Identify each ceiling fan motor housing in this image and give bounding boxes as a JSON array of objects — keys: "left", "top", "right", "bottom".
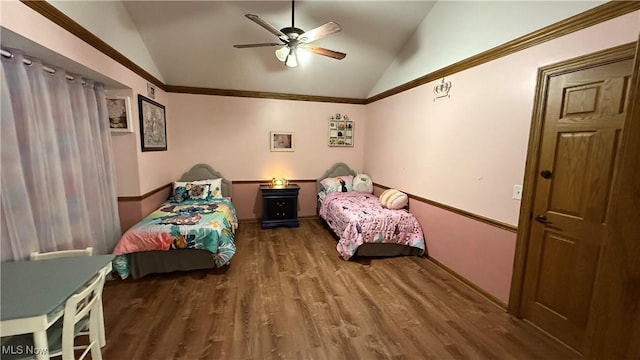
[{"left": 280, "top": 27, "right": 305, "bottom": 41}]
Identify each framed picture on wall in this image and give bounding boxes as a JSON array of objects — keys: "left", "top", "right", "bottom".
[
  {"left": 270, "top": 131, "right": 294, "bottom": 152},
  {"left": 147, "top": 82, "right": 156, "bottom": 99},
  {"left": 106, "top": 96, "right": 133, "bottom": 133},
  {"left": 138, "top": 95, "right": 167, "bottom": 152},
  {"left": 328, "top": 115, "right": 353, "bottom": 147}
]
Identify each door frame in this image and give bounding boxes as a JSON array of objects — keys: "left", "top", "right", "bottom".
[{"left": 507, "top": 42, "right": 637, "bottom": 316}]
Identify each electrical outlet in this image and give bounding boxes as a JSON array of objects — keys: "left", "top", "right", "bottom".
[{"left": 513, "top": 185, "right": 523, "bottom": 200}]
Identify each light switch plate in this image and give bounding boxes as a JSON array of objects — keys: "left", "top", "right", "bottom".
[{"left": 513, "top": 185, "right": 523, "bottom": 200}]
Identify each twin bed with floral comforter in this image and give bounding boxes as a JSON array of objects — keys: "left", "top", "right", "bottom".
[
  {"left": 320, "top": 192, "right": 424, "bottom": 259},
  {"left": 317, "top": 163, "right": 425, "bottom": 259},
  {"left": 113, "top": 198, "right": 237, "bottom": 279},
  {"left": 112, "top": 164, "right": 237, "bottom": 279}
]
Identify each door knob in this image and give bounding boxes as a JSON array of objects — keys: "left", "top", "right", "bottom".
[
  {"left": 540, "top": 170, "right": 552, "bottom": 179},
  {"left": 534, "top": 214, "right": 563, "bottom": 230},
  {"left": 535, "top": 215, "right": 552, "bottom": 224}
]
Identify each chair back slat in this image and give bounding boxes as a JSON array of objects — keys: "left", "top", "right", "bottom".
[{"left": 30, "top": 247, "right": 93, "bottom": 260}]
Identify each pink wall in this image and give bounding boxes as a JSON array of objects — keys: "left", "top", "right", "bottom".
[
  {"left": 231, "top": 182, "right": 318, "bottom": 220},
  {"left": 160, "top": 92, "right": 366, "bottom": 222},
  {"left": 165, "top": 93, "right": 365, "bottom": 181},
  {"left": 117, "top": 201, "right": 143, "bottom": 233},
  {"left": 365, "top": 12, "right": 639, "bottom": 226},
  {"left": 365, "top": 13, "right": 639, "bottom": 303},
  {"left": 410, "top": 200, "right": 516, "bottom": 304},
  {"left": 118, "top": 186, "right": 172, "bottom": 232},
  {"left": 372, "top": 185, "right": 515, "bottom": 304}
]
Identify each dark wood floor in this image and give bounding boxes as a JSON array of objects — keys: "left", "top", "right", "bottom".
[{"left": 102, "top": 218, "right": 577, "bottom": 360}]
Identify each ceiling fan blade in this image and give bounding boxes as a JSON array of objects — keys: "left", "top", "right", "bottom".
[
  {"left": 234, "top": 43, "right": 282, "bottom": 48},
  {"left": 299, "top": 22, "right": 341, "bottom": 43},
  {"left": 301, "top": 44, "right": 346, "bottom": 60},
  {"left": 245, "top": 14, "right": 287, "bottom": 38}
]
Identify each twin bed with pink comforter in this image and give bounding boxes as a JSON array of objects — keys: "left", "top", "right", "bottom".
[{"left": 317, "top": 163, "right": 425, "bottom": 259}]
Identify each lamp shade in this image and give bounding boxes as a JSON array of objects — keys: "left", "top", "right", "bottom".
[
  {"left": 285, "top": 52, "right": 298, "bottom": 67},
  {"left": 275, "top": 46, "right": 298, "bottom": 67},
  {"left": 275, "top": 46, "right": 288, "bottom": 62}
]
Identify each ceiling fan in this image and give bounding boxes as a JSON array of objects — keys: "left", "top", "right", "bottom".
[{"left": 233, "top": 0, "right": 346, "bottom": 68}]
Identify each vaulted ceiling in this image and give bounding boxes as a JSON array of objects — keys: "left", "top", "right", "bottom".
[
  {"left": 120, "top": 1, "right": 436, "bottom": 99},
  {"left": 3, "top": 1, "right": 614, "bottom": 100}
]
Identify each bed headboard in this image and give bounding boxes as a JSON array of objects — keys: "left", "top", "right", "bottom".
[
  {"left": 178, "top": 164, "right": 232, "bottom": 197},
  {"left": 316, "top": 162, "right": 357, "bottom": 194}
]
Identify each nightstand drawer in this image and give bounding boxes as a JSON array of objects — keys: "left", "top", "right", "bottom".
[
  {"left": 259, "top": 184, "right": 300, "bottom": 229},
  {"left": 265, "top": 198, "right": 296, "bottom": 220}
]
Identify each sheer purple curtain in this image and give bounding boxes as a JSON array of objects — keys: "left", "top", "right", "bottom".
[{"left": 1, "top": 50, "right": 121, "bottom": 261}]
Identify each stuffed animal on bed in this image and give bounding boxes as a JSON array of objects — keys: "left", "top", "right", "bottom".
[{"left": 352, "top": 174, "right": 373, "bottom": 193}]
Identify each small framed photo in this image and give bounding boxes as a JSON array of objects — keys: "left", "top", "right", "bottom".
[
  {"left": 106, "top": 96, "right": 132, "bottom": 133},
  {"left": 270, "top": 131, "right": 294, "bottom": 152},
  {"left": 329, "top": 121, "right": 337, "bottom": 129},
  {"left": 147, "top": 83, "right": 156, "bottom": 99},
  {"left": 138, "top": 95, "right": 167, "bottom": 152}
]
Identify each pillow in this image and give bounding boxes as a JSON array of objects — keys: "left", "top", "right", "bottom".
[
  {"left": 352, "top": 174, "right": 373, "bottom": 193},
  {"left": 320, "top": 175, "right": 353, "bottom": 193},
  {"left": 192, "top": 178, "right": 223, "bottom": 198},
  {"left": 379, "top": 189, "right": 408, "bottom": 210},
  {"left": 170, "top": 182, "right": 210, "bottom": 202}
]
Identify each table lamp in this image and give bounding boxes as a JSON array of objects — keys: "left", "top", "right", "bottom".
[{"left": 271, "top": 177, "right": 288, "bottom": 188}]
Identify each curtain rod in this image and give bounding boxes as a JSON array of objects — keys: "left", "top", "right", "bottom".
[{"left": 1, "top": 48, "right": 77, "bottom": 81}]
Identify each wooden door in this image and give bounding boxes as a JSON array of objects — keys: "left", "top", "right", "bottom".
[{"left": 520, "top": 56, "right": 633, "bottom": 353}]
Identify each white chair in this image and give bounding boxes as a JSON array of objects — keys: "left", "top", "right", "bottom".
[
  {"left": 29, "top": 247, "right": 108, "bottom": 348},
  {"left": 2, "top": 271, "right": 106, "bottom": 360}
]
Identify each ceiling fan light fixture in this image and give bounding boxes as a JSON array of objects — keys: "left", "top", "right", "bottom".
[
  {"left": 275, "top": 46, "right": 289, "bottom": 62},
  {"left": 284, "top": 49, "right": 298, "bottom": 68}
]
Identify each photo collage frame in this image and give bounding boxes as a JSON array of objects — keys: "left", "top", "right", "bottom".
[{"left": 328, "top": 113, "right": 353, "bottom": 147}]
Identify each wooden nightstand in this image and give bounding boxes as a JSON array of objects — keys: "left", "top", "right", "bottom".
[{"left": 259, "top": 184, "right": 300, "bottom": 229}]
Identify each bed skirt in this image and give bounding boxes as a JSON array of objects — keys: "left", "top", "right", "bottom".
[
  {"left": 320, "top": 217, "right": 424, "bottom": 258},
  {"left": 128, "top": 249, "right": 218, "bottom": 279},
  {"left": 354, "top": 242, "right": 423, "bottom": 257}
]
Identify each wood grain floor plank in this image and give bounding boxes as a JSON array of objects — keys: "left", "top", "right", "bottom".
[{"left": 101, "top": 218, "right": 577, "bottom": 360}]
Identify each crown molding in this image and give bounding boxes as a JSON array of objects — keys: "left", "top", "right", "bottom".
[
  {"left": 20, "top": 0, "right": 166, "bottom": 90},
  {"left": 366, "top": 1, "right": 640, "bottom": 103},
  {"left": 165, "top": 86, "right": 366, "bottom": 104},
  {"left": 21, "top": 1, "right": 638, "bottom": 103}
]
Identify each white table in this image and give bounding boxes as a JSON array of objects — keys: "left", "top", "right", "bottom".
[{"left": 0, "top": 255, "right": 114, "bottom": 360}]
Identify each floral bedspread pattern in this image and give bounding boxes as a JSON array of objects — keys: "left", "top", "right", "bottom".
[
  {"left": 319, "top": 192, "right": 425, "bottom": 260},
  {"left": 112, "top": 198, "right": 238, "bottom": 279}
]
